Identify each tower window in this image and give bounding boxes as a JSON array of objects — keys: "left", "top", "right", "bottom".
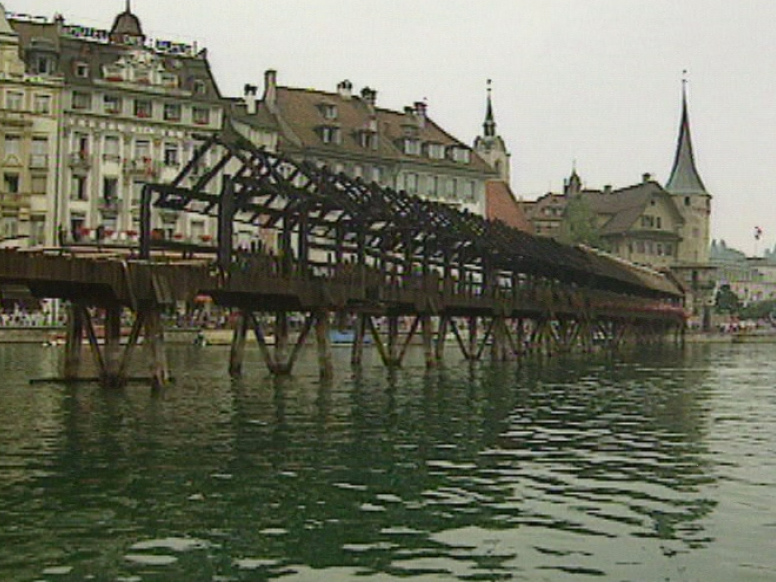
[{"left": 684, "top": 196, "right": 691, "bottom": 206}]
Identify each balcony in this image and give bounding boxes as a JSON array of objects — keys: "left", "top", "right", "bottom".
[
  {"left": 68, "top": 151, "right": 92, "bottom": 172},
  {"left": 0, "top": 109, "right": 32, "bottom": 128},
  {"left": 98, "top": 197, "right": 120, "bottom": 216},
  {"left": 123, "top": 157, "right": 159, "bottom": 178},
  {"left": 0, "top": 191, "right": 31, "bottom": 210}
]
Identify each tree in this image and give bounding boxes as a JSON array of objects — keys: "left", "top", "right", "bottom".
[
  {"left": 714, "top": 284, "right": 741, "bottom": 314},
  {"left": 558, "top": 196, "right": 603, "bottom": 248}
]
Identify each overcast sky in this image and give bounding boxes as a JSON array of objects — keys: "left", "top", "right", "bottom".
[{"left": 11, "top": 0, "right": 776, "bottom": 255}]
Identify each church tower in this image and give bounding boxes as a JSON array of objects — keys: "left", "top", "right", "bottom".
[
  {"left": 665, "top": 78, "right": 711, "bottom": 264},
  {"left": 474, "top": 80, "right": 511, "bottom": 184}
]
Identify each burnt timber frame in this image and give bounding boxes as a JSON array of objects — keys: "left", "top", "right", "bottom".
[
  {"left": 136, "top": 131, "right": 685, "bottom": 377},
  {"left": 0, "top": 132, "right": 685, "bottom": 388}
]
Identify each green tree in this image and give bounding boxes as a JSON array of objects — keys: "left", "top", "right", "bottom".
[
  {"left": 558, "top": 196, "right": 603, "bottom": 248},
  {"left": 714, "top": 284, "right": 742, "bottom": 314}
]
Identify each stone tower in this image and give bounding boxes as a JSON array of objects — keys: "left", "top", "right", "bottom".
[
  {"left": 665, "top": 80, "right": 711, "bottom": 264},
  {"left": 473, "top": 80, "right": 511, "bottom": 184}
]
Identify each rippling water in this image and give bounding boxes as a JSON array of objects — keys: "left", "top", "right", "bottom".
[{"left": 1, "top": 342, "right": 775, "bottom": 581}]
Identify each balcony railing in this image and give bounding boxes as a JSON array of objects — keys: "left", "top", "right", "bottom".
[{"left": 68, "top": 152, "right": 92, "bottom": 170}]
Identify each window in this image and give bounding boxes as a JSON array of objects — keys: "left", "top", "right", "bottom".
[
  {"left": 72, "top": 91, "right": 91, "bottom": 110},
  {"left": 75, "top": 62, "right": 89, "bottom": 78},
  {"left": 372, "top": 166, "right": 382, "bottom": 184},
  {"left": 74, "top": 133, "right": 89, "bottom": 156},
  {"left": 71, "top": 175, "right": 88, "bottom": 201},
  {"left": 462, "top": 180, "right": 475, "bottom": 202},
  {"left": 134, "top": 139, "right": 151, "bottom": 160},
  {"left": 684, "top": 196, "right": 691, "bottom": 206},
  {"left": 427, "top": 143, "right": 445, "bottom": 159},
  {"left": 163, "top": 102, "right": 181, "bottom": 121},
  {"left": 427, "top": 175, "right": 439, "bottom": 196},
  {"left": 445, "top": 177, "right": 457, "bottom": 199},
  {"left": 4, "top": 134, "right": 21, "bottom": 157},
  {"left": 31, "top": 175, "right": 47, "bottom": 195},
  {"left": 102, "top": 177, "right": 119, "bottom": 207},
  {"left": 103, "top": 135, "right": 120, "bottom": 159},
  {"left": 192, "top": 106, "right": 210, "bottom": 125},
  {"left": 6, "top": 91, "right": 23, "bottom": 111},
  {"left": 35, "top": 55, "right": 54, "bottom": 75},
  {"left": 193, "top": 80, "right": 207, "bottom": 95},
  {"left": 321, "top": 103, "right": 337, "bottom": 120},
  {"left": 30, "top": 217, "right": 46, "bottom": 246},
  {"left": 2, "top": 216, "right": 17, "bottom": 239},
  {"left": 404, "top": 173, "right": 418, "bottom": 194},
  {"left": 656, "top": 216, "right": 662, "bottom": 229},
  {"left": 33, "top": 94, "right": 51, "bottom": 114},
  {"left": 160, "top": 73, "right": 178, "bottom": 88},
  {"left": 353, "top": 164, "right": 363, "bottom": 179},
  {"left": 163, "top": 142, "right": 179, "bottom": 166},
  {"left": 103, "top": 94, "right": 122, "bottom": 114},
  {"left": 131, "top": 180, "right": 144, "bottom": 205},
  {"left": 3, "top": 173, "right": 20, "bottom": 193},
  {"left": 450, "top": 147, "right": 470, "bottom": 163},
  {"left": 403, "top": 138, "right": 421, "bottom": 155},
  {"left": 320, "top": 126, "right": 341, "bottom": 144},
  {"left": 30, "top": 137, "right": 48, "bottom": 168},
  {"left": 134, "top": 99, "right": 152, "bottom": 118},
  {"left": 359, "top": 131, "right": 377, "bottom": 149}
]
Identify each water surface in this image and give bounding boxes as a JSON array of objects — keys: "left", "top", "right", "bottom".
[{"left": 1, "top": 343, "right": 774, "bottom": 581}]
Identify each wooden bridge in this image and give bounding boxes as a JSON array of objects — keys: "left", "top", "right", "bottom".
[{"left": 0, "top": 132, "right": 686, "bottom": 387}]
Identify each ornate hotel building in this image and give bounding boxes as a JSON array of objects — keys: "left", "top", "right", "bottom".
[{"left": 3, "top": 3, "right": 224, "bottom": 247}]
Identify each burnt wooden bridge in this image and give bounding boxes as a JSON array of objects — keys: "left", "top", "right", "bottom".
[{"left": 0, "top": 132, "right": 686, "bottom": 387}]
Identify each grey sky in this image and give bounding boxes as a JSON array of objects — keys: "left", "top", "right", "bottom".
[{"left": 12, "top": 0, "right": 775, "bottom": 254}]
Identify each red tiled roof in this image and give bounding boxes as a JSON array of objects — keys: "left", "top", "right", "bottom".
[{"left": 486, "top": 180, "right": 534, "bottom": 234}]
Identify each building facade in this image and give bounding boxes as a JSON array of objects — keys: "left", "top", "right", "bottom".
[
  {"left": 237, "top": 70, "right": 497, "bottom": 216},
  {"left": 0, "top": 4, "right": 61, "bottom": 247},
  {"left": 8, "top": 4, "right": 224, "bottom": 247}
]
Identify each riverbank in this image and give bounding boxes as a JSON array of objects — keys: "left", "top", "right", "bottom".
[{"left": 1, "top": 327, "right": 769, "bottom": 345}]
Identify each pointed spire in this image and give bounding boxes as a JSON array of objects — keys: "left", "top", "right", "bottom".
[
  {"left": 483, "top": 79, "right": 496, "bottom": 138},
  {"left": 666, "top": 72, "right": 707, "bottom": 194}
]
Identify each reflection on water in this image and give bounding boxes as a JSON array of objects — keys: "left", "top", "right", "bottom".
[{"left": 1, "top": 343, "right": 775, "bottom": 580}]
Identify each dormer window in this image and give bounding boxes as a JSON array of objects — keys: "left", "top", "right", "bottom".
[
  {"left": 427, "top": 143, "right": 445, "bottom": 160},
  {"left": 403, "top": 138, "right": 421, "bottom": 155},
  {"left": 320, "top": 126, "right": 341, "bottom": 145},
  {"left": 193, "top": 80, "right": 207, "bottom": 95},
  {"left": 449, "top": 146, "right": 470, "bottom": 163},
  {"left": 359, "top": 131, "right": 378, "bottom": 150},
  {"left": 321, "top": 103, "right": 337, "bottom": 120}
]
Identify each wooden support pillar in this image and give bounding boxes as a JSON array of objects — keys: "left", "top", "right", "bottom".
[
  {"left": 142, "top": 305, "right": 170, "bottom": 389},
  {"left": 387, "top": 315, "right": 400, "bottom": 366},
  {"left": 435, "top": 316, "right": 449, "bottom": 362},
  {"left": 229, "top": 310, "right": 249, "bottom": 379},
  {"left": 315, "top": 310, "right": 333, "bottom": 379},
  {"left": 351, "top": 313, "right": 367, "bottom": 366},
  {"left": 102, "top": 305, "right": 124, "bottom": 388},
  {"left": 421, "top": 315, "right": 436, "bottom": 368},
  {"left": 467, "top": 316, "right": 478, "bottom": 361},
  {"left": 63, "top": 302, "right": 84, "bottom": 380},
  {"left": 491, "top": 316, "right": 505, "bottom": 361},
  {"left": 275, "top": 311, "right": 290, "bottom": 369}
]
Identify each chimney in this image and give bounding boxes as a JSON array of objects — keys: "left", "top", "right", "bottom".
[
  {"left": 337, "top": 79, "right": 353, "bottom": 99},
  {"left": 244, "top": 83, "right": 258, "bottom": 115},
  {"left": 263, "top": 69, "right": 277, "bottom": 113},
  {"left": 414, "top": 100, "right": 427, "bottom": 127},
  {"left": 642, "top": 172, "right": 652, "bottom": 183},
  {"left": 603, "top": 184, "right": 612, "bottom": 195},
  {"left": 361, "top": 86, "right": 377, "bottom": 108}
]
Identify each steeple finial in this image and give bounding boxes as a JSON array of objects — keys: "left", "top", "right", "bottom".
[{"left": 483, "top": 78, "right": 496, "bottom": 138}]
